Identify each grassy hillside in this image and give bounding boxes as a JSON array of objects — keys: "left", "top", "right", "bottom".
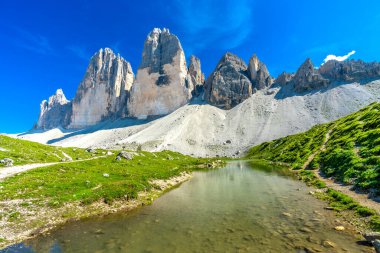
[
  {"left": 0, "top": 150, "right": 218, "bottom": 206},
  {"left": 247, "top": 102, "right": 380, "bottom": 231},
  {"left": 247, "top": 102, "right": 380, "bottom": 194},
  {"left": 0, "top": 135, "right": 101, "bottom": 166}
]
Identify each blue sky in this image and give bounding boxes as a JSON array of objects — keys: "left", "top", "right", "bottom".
[{"left": 0, "top": 0, "right": 379, "bottom": 133}]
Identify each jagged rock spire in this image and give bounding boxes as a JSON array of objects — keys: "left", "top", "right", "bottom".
[
  {"left": 205, "top": 52, "right": 252, "bottom": 109},
  {"left": 36, "top": 89, "right": 72, "bottom": 129},
  {"left": 69, "top": 48, "right": 134, "bottom": 128},
  {"left": 128, "top": 28, "right": 193, "bottom": 118},
  {"left": 248, "top": 54, "right": 272, "bottom": 90},
  {"left": 188, "top": 55, "right": 205, "bottom": 96},
  {"left": 292, "top": 58, "right": 329, "bottom": 92}
]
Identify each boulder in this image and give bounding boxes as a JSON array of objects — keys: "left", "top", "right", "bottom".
[
  {"left": 248, "top": 54, "right": 273, "bottom": 90},
  {"left": 69, "top": 48, "right": 134, "bottom": 128},
  {"left": 116, "top": 151, "right": 134, "bottom": 160},
  {"left": 204, "top": 52, "right": 252, "bottom": 109},
  {"left": 0, "top": 158, "right": 14, "bottom": 167},
  {"left": 36, "top": 89, "right": 72, "bottom": 129},
  {"left": 364, "top": 232, "right": 380, "bottom": 242},
  {"left": 128, "top": 28, "right": 193, "bottom": 118},
  {"left": 292, "top": 58, "right": 330, "bottom": 92}
]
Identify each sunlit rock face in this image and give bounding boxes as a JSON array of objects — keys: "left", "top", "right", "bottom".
[
  {"left": 248, "top": 54, "right": 272, "bottom": 90},
  {"left": 204, "top": 52, "right": 252, "bottom": 109},
  {"left": 36, "top": 89, "right": 72, "bottom": 129},
  {"left": 128, "top": 28, "right": 193, "bottom": 119},
  {"left": 319, "top": 59, "right": 380, "bottom": 82},
  {"left": 292, "top": 58, "right": 329, "bottom": 92},
  {"left": 274, "top": 72, "right": 293, "bottom": 86},
  {"left": 69, "top": 48, "right": 134, "bottom": 128},
  {"left": 188, "top": 55, "right": 205, "bottom": 96}
]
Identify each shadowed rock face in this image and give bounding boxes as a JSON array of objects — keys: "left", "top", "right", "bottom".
[
  {"left": 274, "top": 72, "right": 293, "bottom": 86},
  {"left": 248, "top": 54, "right": 272, "bottom": 90},
  {"left": 69, "top": 48, "right": 134, "bottom": 128},
  {"left": 205, "top": 52, "right": 252, "bottom": 109},
  {"left": 188, "top": 55, "right": 205, "bottom": 96},
  {"left": 292, "top": 58, "right": 329, "bottom": 92},
  {"left": 36, "top": 89, "right": 72, "bottom": 129},
  {"left": 319, "top": 59, "right": 380, "bottom": 82},
  {"left": 128, "top": 28, "right": 193, "bottom": 118}
]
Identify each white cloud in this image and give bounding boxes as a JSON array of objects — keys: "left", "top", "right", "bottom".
[{"left": 322, "top": 50, "right": 356, "bottom": 64}]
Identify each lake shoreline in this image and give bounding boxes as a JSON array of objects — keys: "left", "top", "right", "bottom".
[{"left": 0, "top": 172, "right": 193, "bottom": 249}]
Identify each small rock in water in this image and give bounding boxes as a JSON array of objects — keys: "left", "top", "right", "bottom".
[
  {"left": 299, "top": 227, "right": 312, "bottom": 233},
  {"left": 282, "top": 212, "right": 292, "bottom": 217},
  {"left": 322, "top": 240, "right": 336, "bottom": 248},
  {"left": 94, "top": 229, "right": 104, "bottom": 235},
  {"left": 334, "top": 226, "right": 345, "bottom": 231},
  {"left": 373, "top": 239, "right": 380, "bottom": 253}
]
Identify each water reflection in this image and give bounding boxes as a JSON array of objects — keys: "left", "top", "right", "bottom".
[{"left": 2, "top": 161, "right": 371, "bottom": 253}]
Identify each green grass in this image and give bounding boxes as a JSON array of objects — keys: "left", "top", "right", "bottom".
[
  {"left": 247, "top": 123, "right": 331, "bottom": 169},
  {"left": 247, "top": 102, "right": 380, "bottom": 232},
  {"left": 247, "top": 102, "right": 380, "bottom": 195},
  {"left": 0, "top": 135, "right": 102, "bottom": 166},
  {"left": 0, "top": 150, "right": 219, "bottom": 206}
]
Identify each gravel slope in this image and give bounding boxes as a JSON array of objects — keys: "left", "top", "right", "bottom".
[{"left": 17, "top": 80, "right": 380, "bottom": 157}]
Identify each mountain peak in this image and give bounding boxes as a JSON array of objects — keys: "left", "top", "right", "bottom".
[{"left": 248, "top": 54, "right": 272, "bottom": 90}]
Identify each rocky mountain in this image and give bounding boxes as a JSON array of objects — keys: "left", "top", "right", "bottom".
[
  {"left": 31, "top": 28, "right": 380, "bottom": 158},
  {"left": 36, "top": 89, "right": 72, "bottom": 130},
  {"left": 69, "top": 48, "right": 134, "bottom": 128},
  {"left": 128, "top": 28, "right": 193, "bottom": 118},
  {"left": 248, "top": 54, "right": 272, "bottom": 90},
  {"left": 188, "top": 55, "right": 205, "bottom": 96},
  {"left": 274, "top": 72, "right": 293, "bottom": 86},
  {"left": 205, "top": 52, "right": 252, "bottom": 109},
  {"left": 319, "top": 59, "right": 380, "bottom": 82},
  {"left": 291, "top": 58, "right": 329, "bottom": 92}
]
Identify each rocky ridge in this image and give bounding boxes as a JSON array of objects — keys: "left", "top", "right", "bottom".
[
  {"left": 36, "top": 89, "right": 72, "bottom": 129},
  {"left": 35, "top": 28, "right": 380, "bottom": 131}
]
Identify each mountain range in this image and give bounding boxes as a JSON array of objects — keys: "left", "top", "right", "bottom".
[{"left": 20, "top": 28, "right": 380, "bottom": 157}]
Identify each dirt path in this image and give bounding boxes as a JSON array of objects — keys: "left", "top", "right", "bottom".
[
  {"left": 0, "top": 156, "right": 105, "bottom": 181},
  {"left": 303, "top": 127, "right": 380, "bottom": 213}
]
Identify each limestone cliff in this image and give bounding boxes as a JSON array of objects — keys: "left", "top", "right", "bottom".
[
  {"left": 248, "top": 54, "right": 272, "bottom": 90},
  {"left": 292, "top": 58, "right": 329, "bottom": 92},
  {"left": 128, "top": 28, "right": 193, "bottom": 118},
  {"left": 36, "top": 89, "right": 72, "bottom": 129},
  {"left": 204, "top": 52, "right": 252, "bottom": 109},
  {"left": 319, "top": 59, "right": 380, "bottom": 82},
  {"left": 69, "top": 48, "right": 134, "bottom": 128},
  {"left": 188, "top": 55, "right": 205, "bottom": 96}
]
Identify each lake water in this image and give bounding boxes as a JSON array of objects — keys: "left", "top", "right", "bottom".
[{"left": 2, "top": 161, "right": 372, "bottom": 252}]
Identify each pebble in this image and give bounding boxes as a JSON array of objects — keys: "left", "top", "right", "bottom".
[
  {"left": 334, "top": 226, "right": 345, "bottom": 231},
  {"left": 322, "top": 240, "right": 336, "bottom": 248},
  {"left": 282, "top": 212, "right": 292, "bottom": 217}
]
